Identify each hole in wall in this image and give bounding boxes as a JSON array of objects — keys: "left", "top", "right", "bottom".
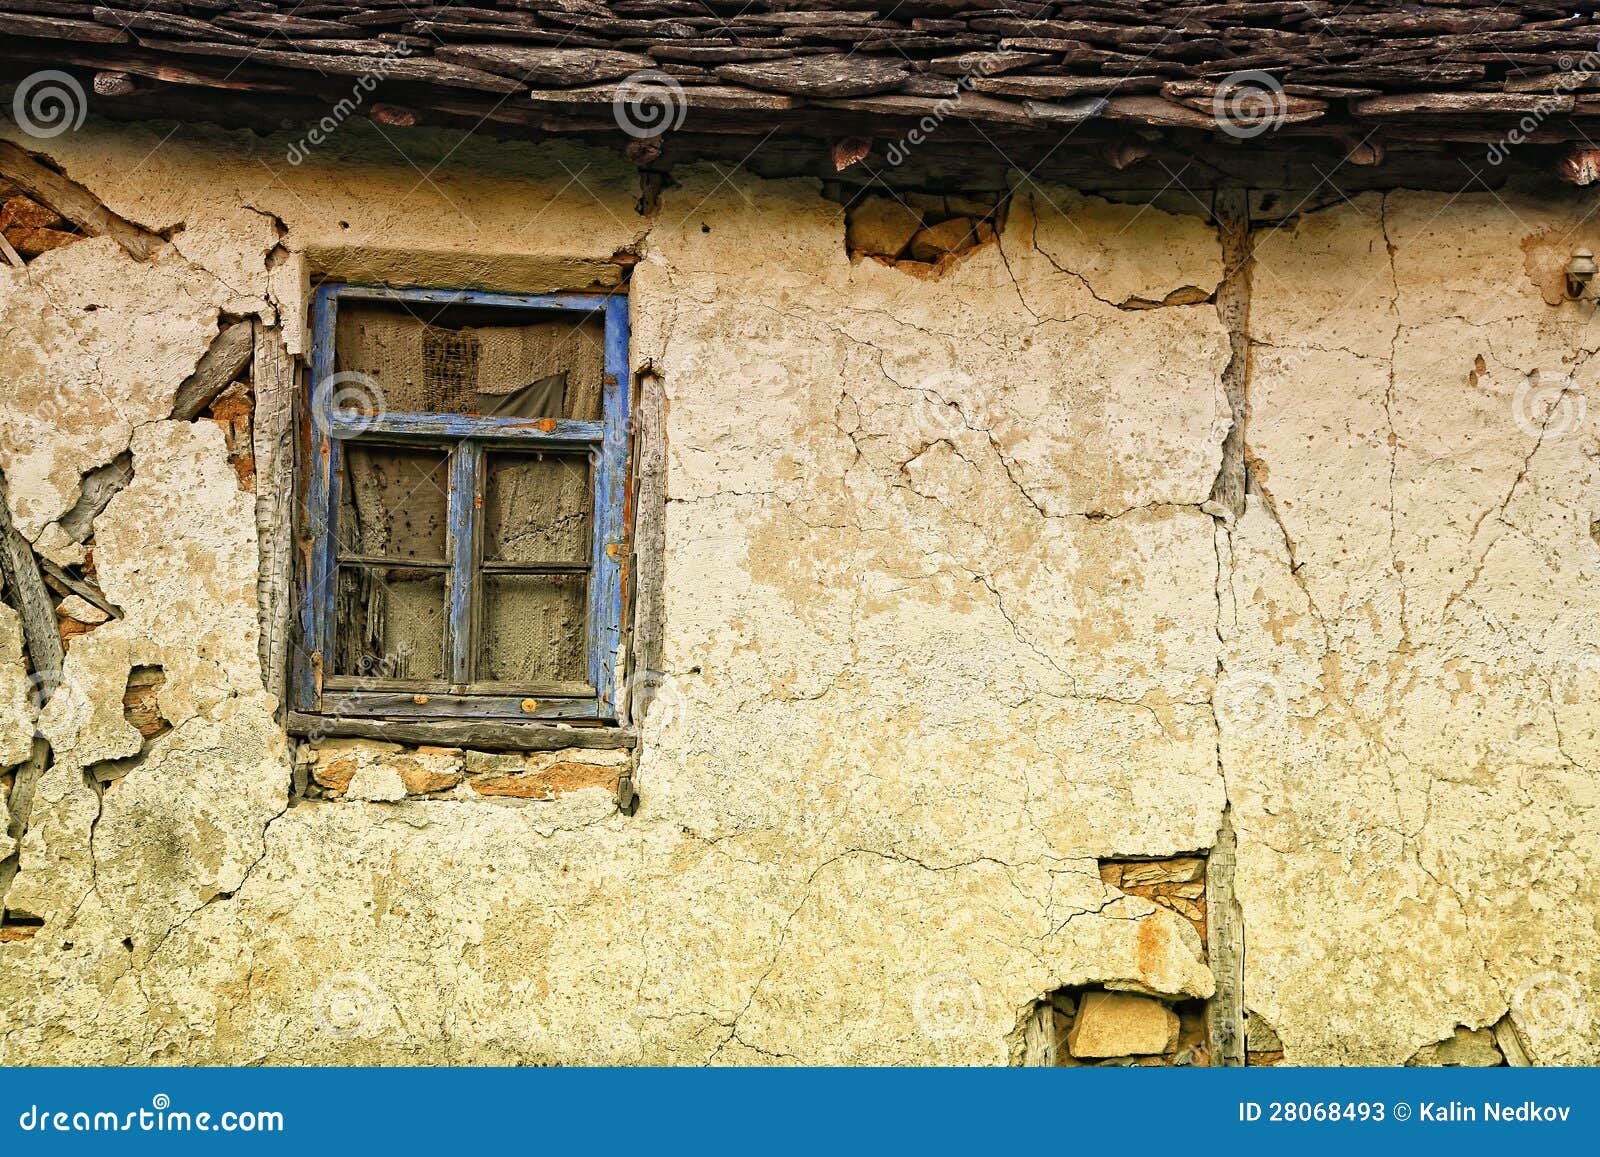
[
  {"left": 838, "top": 187, "right": 1008, "bottom": 275},
  {"left": 86, "top": 666, "right": 171, "bottom": 787},
  {"left": 1020, "top": 985, "right": 1209, "bottom": 1066},
  {"left": 123, "top": 666, "right": 171, "bottom": 744},
  {"left": 1098, "top": 855, "right": 1207, "bottom": 946},
  {"left": 0, "top": 179, "right": 86, "bottom": 264}
]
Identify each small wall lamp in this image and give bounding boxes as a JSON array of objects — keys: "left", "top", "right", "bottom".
[{"left": 1566, "top": 248, "right": 1598, "bottom": 299}]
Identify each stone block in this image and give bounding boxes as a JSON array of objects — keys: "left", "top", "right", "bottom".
[
  {"left": 347, "top": 766, "right": 406, "bottom": 803},
  {"left": 1067, "top": 991, "right": 1180, "bottom": 1058},
  {"left": 908, "top": 216, "right": 978, "bottom": 262},
  {"left": 846, "top": 195, "right": 922, "bottom": 259},
  {"left": 1407, "top": 1026, "right": 1503, "bottom": 1067}
]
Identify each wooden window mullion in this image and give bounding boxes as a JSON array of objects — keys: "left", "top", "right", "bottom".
[{"left": 447, "top": 441, "right": 483, "bottom": 687}]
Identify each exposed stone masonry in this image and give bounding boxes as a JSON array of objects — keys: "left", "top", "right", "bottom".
[{"left": 302, "top": 739, "right": 631, "bottom": 804}]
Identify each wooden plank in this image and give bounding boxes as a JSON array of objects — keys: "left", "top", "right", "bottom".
[
  {"left": 171, "top": 320, "right": 253, "bottom": 421},
  {"left": 1019, "top": 1001, "right": 1058, "bottom": 1066},
  {"left": 296, "top": 285, "right": 340, "bottom": 711},
  {"left": 1206, "top": 808, "right": 1247, "bottom": 1066},
  {"left": 591, "top": 294, "right": 631, "bottom": 720},
  {"left": 253, "top": 321, "right": 297, "bottom": 713},
  {"left": 330, "top": 411, "right": 603, "bottom": 443},
  {"left": 288, "top": 711, "right": 634, "bottom": 752},
  {"left": 55, "top": 452, "right": 131, "bottom": 543},
  {"left": 447, "top": 442, "right": 481, "bottom": 684},
  {"left": 625, "top": 370, "right": 667, "bottom": 730},
  {"left": 0, "top": 474, "right": 64, "bottom": 680},
  {"left": 323, "top": 676, "right": 594, "bottom": 697},
  {"left": 0, "top": 738, "right": 50, "bottom": 914},
  {"left": 1493, "top": 1015, "right": 1534, "bottom": 1066},
  {"left": 0, "top": 140, "right": 163, "bottom": 262},
  {"left": 1209, "top": 188, "right": 1252, "bottom": 519},
  {"left": 36, "top": 556, "right": 117, "bottom": 620},
  {"left": 333, "top": 285, "right": 608, "bottom": 313},
  {"left": 0, "top": 231, "right": 25, "bottom": 269},
  {"left": 316, "top": 690, "right": 600, "bottom": 720}
]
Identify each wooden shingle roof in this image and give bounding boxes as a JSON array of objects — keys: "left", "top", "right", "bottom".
[{"left": 4, "top": 2, "right": 1600, "bottom": 173}]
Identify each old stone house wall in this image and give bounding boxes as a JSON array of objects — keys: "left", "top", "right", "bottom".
[{"left": 0, "top": 115, "right": 1594, "bottom": 1065}]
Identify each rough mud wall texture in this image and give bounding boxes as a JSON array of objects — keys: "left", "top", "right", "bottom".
[
  {"left": 1228, "top": 188, "right": 1600, "bottom": 1065},
  {"left": 0, "top": 114, "right": 1591, "bottom": 1066}
]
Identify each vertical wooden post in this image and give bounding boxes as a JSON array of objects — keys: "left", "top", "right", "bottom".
[
  {"left": 1207, "top": 808, "right": 1247, "bottom": 1065},
  {"left": 253, "top": 322, "right": 296, "bottom": 713},
  {"left": 625, "top": 371, "right": 667, "bottom": 729},
  {"left": 1019, "top": 1002, "right": 1058, "bottom": 1066},
  {"left": 1210, "top": 187, "right": 1254, "bottom": 519}
]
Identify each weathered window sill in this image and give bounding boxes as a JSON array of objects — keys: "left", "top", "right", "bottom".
[{"left": 286, "top": 711, "right": 636, "bottom": 754}]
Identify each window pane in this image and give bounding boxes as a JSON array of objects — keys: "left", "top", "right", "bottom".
[
  {"left": 333, "top": 566, "right": 447, "bottom": 682},
  {"left": 484, "top": 451, "right": 591, "bottom": 564},
  {"left": 335, "top": 300, "right": 604, "bottom": 419},
  {"left": 337, "top": 445, "right": 449, "bottom": 562},
  {"left": 477, "top": 573, "right": 587, "bottom": 684}
]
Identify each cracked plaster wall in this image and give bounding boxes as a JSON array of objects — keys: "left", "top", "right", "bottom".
[{"left": 0, "top": 117, "right": 1592, "bottom": 1066}]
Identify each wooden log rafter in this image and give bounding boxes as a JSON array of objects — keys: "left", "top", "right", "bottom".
[{"left": 0, "top": 1, "right": 1596, "bottom": 159}]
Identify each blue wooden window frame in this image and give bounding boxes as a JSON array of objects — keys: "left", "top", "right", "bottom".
[{"left": 293, "top": 283, "right": 630, "bottom": 724}]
